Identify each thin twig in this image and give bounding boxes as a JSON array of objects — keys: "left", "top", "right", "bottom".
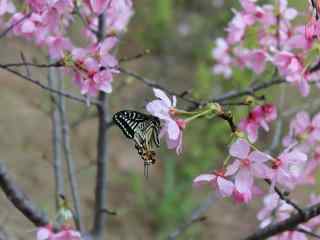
[
  {"left": 0, "top": 12, "right": 32, "bottom": 39},
  {"left": 117, "top": 66, "right": 200, "bottom": 106},
  {"left": 0, "top": 160, "right": 49, "bottom": 227},
  {"left": 48, "top": 59, "right": 65, "bottom": 210},
  {"left": 58, "top": 77, "right": 83, "bottom": 232},
  {"left": 297, "top": 228, "right": 320, "bottom": 239},
  {"left": 0, "top": 61, "right": 63, "bottom": 68},
  {"left": 20, "top": 53, "right": 32, "bottom": 78},
  {"left": 208, "top": 78, "right": 285, "bottom": 104},
  {"left": 0, "top": 65, "right": 100, "bottom": 106},
  {"left": 265, "top": 179, "right": 304, "bottom": 216}
]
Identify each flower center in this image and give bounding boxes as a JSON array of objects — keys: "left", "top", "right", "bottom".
[
  {"left": 306, "top": 125, "right": 315, "bottom": 133},
  {"left": 214, "top": 169, "right": 225, "bottom": 177},
  {"left": 255, "top": 11, "right": 263, "bottom": 18},
  {"left": 242, "top": 159, "right": 251, "bottom": 166},
  {"left": 271, "top": 158, "right": 282, "bottom": 169}
]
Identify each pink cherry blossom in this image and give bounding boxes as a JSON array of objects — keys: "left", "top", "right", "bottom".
[
  {"left": 106, "top": 0, "right": 134, "bottom": 34},
  {"left": 193, "top": 169, "right": 234, "bottom": 198},
  {"left": 305, "top": 16, "right": 320, "bottom": 40},
  {"left": 146, "top": 88, "right": 185, "bottom": 154},
  {"left": 273, "top": 51, "right": 310, "bottom": 96},
  {"left": 36, "top": 225, "right": 81, "bottom": 240},
  {"left": 242, "top": 49, "right": 268, "bottom": 74},
  {"left": 212, "top": 38, "right": 232, "bottom": 78},
  {"left": 226, "top": 12, "right": 247, "bottom": 44},
  {"left": 239, "top": 104, "right": 277, "bottom": 142},
  {"left": 46, "top": 36, "right": 72, "bottom": 60},
  {"left": 0, "top": 0, "right": 15, "bottom": 16},
  {"left": 283, "top": 112, "right": 320, "bottom": 146},
  {"left": 268, "top": 148, "right": 307, "bottom": 190},
  {"left": 226, "top": 139, "right": 271, "bottom": 199}
]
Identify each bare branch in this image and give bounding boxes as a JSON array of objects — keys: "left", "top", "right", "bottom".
[
  {"left": 0, "top": 160, "right": 49, "bottom": 227},
  {"left": 208, "top": 78, "right": 285, "bottom": 104},
  {"left": 92, "top": 13, "right": 109, "bottom": 240},
  {"left": 48, "top": 60, "right": 65, "bottom": 210},
  {"left": 55, "top": 70, "right": 84, "bottom": 232},
  {"left": 0, "top": 64, "right": 100, "bottom": 106}
]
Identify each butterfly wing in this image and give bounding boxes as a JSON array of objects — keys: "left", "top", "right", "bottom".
[{"left": 113, "top": 110, "right": 152, "bottom": 139}]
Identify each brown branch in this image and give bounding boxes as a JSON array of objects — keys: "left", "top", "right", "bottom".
[
  {"left": 48, "top": 60, "right": 65, "bottom": 210},
  {"left": 242, "top": 202, "right": 320, "bottom": 240},
  {"left": 0, "top": 64, "right": 101, "bottom": 106},
  {"left": 264, "top": 179, "right": 304, "bottom": 216},
  {"left": 92, "top": 13, "right": 109, "bottom": 240},
  {"left": 117, "top": 66, "right": 200, "bottom": 106},
  {"left": 0, "top": 12, "right": 32, "bottom": 39},
  {"left": 1, "top": 61, "right": 63, "bottom": 68},
  {"left": 0, "top": 160, "right": 49, "bottom": 227},
  {"left": 207, "top": 78, "right": 285, "bottom": 104}
]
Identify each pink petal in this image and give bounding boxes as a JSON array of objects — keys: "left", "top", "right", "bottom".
[
  {"left": 249, "top": 151, "right": 270, "bottom": 163},
  {"left": 167, "top": 120, "right": 180, "bottom": 140},
  {"left": 235, "top": 168, "right": 253, "bottom": 193},
  {"left": 247, "top": 123, "right": 258, "bottom": 142},
  {"left": 229, "top": 139, "right": 250, "bottom": 159},
  {"left": 217, "top": 177, "right": 234, "bottom": 197},
  {"left": 193, "top": 174, "right": 215, "bottom": 185},
  {"left": 37, "top": 227, "right": 51, "bottom": 240},
  {"left": 153, "top": 88, "right": 172, "bottom": 107},
  {"left": 225, "top": 160, "right": 241, "bottom": 176},
  {"left": 312, "top": 113, "right": 320, "bottom": 127}
]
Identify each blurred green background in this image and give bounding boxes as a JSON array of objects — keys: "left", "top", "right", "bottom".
[{"left": 0, "top": 0, "right": 316, "bottom": 240}]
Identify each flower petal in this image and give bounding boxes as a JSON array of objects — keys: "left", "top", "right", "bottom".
[
  {"left": 229, "top": 139, "right": 250, "bottom": 159},
  {"left": 217, "top": 177, "right": 234, "bottom": 197},
  {"left": 153, "top": 88, "right": 172, "bottom": 107},
  {"left": 235, "top": 169, "right": 253, "bottom": 193},
  {"left": 193, "top": 174, "right": 215, "bottom": 186}
]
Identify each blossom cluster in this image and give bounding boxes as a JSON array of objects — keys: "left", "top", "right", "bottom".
[
  {"left": 0, "top": 0, "right": 133, "bottom": 96},
  {"left": 37, "top": 225, "right": 81, "bottom": 240},
  {"left": 192, "top": 107, "right": 320, "bottom": 238},
  {"left": 258, "top": 193, "right": 320, "bottom": 240},
  {"left": 239, "top": 103, "right": 277, "bottom": 143},
  {"left": 147, "top": 88, "right": 186, "bottom": 154},
  {"left": 212, "top": 0, "right": 320, "bottom": 96}
]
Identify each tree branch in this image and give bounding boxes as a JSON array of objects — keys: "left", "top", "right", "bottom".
[
  {"left": 0, "top": 64, "right": 100, "bottom": 106},
  {"left": 0, "top": 160, "right": 49, "bottom": 227},
  {"left": 243, "top": 202, "right": 320, "bottom": 240},
  {"left": 92, "top": 13, "right": 109, "bottom": 240},
  {"left": 0, "top": 12, "right": 32, "bottom": 39},
  {"left": 48, "top": 60, "right": 65, "bottom": 210},
  {"left": 58, "top": 74, "right": 83, "bottom": 232}
]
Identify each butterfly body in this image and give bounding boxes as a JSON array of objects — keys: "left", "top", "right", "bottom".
[{"left": 113, "top": 110, "right": 161, "bottom": 177}]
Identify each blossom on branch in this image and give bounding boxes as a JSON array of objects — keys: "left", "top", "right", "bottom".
[
  {"left": 146, "top": 88, "right": 185, "bottom": 154},
  {"left": 239, "top": 103, "right": 277, "bottom": 143}
]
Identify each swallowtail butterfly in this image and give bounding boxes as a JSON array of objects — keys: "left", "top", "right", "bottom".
[{"left": 113, "top": 110, "right": 161, "bottom": 177}]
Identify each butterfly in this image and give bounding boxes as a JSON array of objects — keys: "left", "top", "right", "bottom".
[
  {"left": 310, "top": 0, "right": 320, "bottom": 20},
  {"left": 113, "top": 110, "right": 161, "bottom": 177}
]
